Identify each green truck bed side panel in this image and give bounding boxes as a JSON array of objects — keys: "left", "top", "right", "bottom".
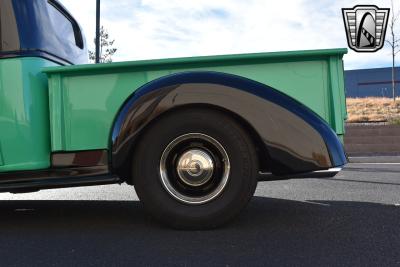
[
  {"left": 44, "top": 48, "right": 347, "bottom": 152},
  {"left": 0, "top": 143, "right": 3, "bottom": 166},
  {"left": 0, "top": 57, "right": 57, "bottom": 172}
]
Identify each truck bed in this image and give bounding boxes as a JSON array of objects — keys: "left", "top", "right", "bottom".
[{"left": 44, "top": 48, "right": 347, "bottom": 152}]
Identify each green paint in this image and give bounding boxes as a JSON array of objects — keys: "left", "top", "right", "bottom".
[
  {"left": 0, "top": 143, "right": 3, "bottom": 166},
  {"left": 0, "top": 49, "right": 347, "bottom": 173},
  {"left": 0, "top": 57, "right": 57, "bottom": 172},
  {"left": 44, "top": 48, "right": 347, "bottom": 152}
]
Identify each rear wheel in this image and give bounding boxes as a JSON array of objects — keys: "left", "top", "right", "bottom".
[{"left": 133, "top": 108, "right": 258, "bottom": 229}]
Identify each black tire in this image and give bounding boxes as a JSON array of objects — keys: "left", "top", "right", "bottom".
[{"left": 132, "top": 108, "right": 258, "bottom": 229}]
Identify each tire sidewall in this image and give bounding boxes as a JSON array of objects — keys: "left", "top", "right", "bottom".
[{"left": 134, "top": 109, "right": 257, "bottom": 228}]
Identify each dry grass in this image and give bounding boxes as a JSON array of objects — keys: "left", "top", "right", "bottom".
[{"left": 346, "top": 97, "right": 400, "bottom": 123}]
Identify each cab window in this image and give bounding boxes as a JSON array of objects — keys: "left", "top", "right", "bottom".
[
  {"left": 47, "top": 1, "right": 83, "bottom": 49},
  {"left": 0, "top": 0, "right": 20, "bottom": 52}
]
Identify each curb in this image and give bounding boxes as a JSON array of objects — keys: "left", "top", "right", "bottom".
[{"left": 348, "top": 156, "right": 400, "bottom": 163}]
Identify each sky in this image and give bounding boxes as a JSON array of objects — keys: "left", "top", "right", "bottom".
[{"left": 60, "top": 0, "right": 400, "bottom": 70}]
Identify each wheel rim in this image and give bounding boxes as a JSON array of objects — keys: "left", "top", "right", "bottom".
[{"left": 159, "top": 133, "right": 230, "bottom": 205}]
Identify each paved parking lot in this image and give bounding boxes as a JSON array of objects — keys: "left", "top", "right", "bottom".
[{"left": 0, "top": 163, "right": 398, "bottom": 267}]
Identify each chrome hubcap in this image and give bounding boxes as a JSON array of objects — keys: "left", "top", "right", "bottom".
[
  {"left": 159, "top": 133, "right": 230, "bottom": 205},
  {"left": 177, "top": 149, "right": 214, "bottom": 187}
]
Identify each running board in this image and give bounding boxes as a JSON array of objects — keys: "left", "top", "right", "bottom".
[{"left": 0, "top": 166, "right": 120, "bottom": 193}]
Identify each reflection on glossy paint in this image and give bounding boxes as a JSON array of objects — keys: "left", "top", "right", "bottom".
[
  {"left": 111, "top": 76, "right": 346, "bottom": 175},
  {"left": 0, "top": 58, "right": 57, "bottom": 172}
]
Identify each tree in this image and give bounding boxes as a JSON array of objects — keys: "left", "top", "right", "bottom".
[
  {"left": 89, "top": 26, "right": 117, "bottom": 63},
  {"left": 386, "top": 0, "right": 400, "bottom": 101}
]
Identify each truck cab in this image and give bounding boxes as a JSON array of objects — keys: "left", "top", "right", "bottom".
[
  {"left": 0, "top": 0, "right": 347, "bottom": 229},
  {"left": 0, "top": 0, "right": 87, "bottom": 172}
]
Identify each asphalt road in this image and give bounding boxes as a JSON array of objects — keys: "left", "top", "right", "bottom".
[{"left": 0, "top": 163, "right": 398, "bottom": 267}]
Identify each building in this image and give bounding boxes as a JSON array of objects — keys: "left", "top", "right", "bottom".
[{"left": 345, "top": 67, "right": 400, "bottom": 98}]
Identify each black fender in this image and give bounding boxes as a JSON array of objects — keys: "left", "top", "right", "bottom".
[{"left": 111, "top": 71, "right": 347, "bottom": 175}]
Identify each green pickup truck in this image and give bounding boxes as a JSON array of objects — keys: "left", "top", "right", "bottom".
[{"left": 0, "top": 0, "right": 347, "bottom": 228}]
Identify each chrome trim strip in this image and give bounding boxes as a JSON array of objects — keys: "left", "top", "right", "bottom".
[
  {"left": 312, "top": 167, "right": 342, "bottom": 173},
  {"left": 258, "top": 167, "right": 343, "bottom": 181}
]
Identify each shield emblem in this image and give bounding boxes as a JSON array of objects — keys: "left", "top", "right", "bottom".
[{"left": 342, "top": 5, "right": 390, "bottom": 52}]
